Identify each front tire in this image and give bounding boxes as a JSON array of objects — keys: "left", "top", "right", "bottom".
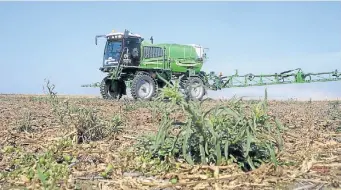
[
  {"left": 100, "top": 77, "right": 124, "bottom": 100},
  {"left": 131, "top": 72, "right": 158, "bottom": 100}
]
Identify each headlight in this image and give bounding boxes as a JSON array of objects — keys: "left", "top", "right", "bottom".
[{"left": 109, "top": 35, "right": 122, "bottom": 39}]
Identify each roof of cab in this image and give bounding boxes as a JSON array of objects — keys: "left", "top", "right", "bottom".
[{"left": 106, "top": 31, "right": 141, "bottom": 38}]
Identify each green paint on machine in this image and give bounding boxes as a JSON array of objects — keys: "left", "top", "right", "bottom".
[
  {"left": 138, "top": 41, "right": 204, "bottom": 73},
  {"left": 82, "top": 29, "right": 341, "bottom": 101}
]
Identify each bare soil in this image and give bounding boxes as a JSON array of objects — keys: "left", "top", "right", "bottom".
[{"left": 0, "top": 94, "right": 340, "bottom": 190}]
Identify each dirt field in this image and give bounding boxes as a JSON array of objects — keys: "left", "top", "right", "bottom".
[{"left": 0, "top": 93, "right": 340, "bottom": 190}]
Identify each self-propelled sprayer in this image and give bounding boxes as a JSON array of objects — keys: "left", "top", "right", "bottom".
[{"left": 82, "top": 29, "right": 341, "bottom": 101}]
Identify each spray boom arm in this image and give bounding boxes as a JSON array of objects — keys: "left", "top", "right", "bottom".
[
  {"left": 81, "top": 68, "right": 341, "bottom": 90},
  {"left": 204, "top": 68, "right": 341, "bottom": 90}
]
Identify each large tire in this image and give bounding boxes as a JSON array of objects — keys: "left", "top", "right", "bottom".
[
  {"left": 100, "top": 77, "right": 124, "bottom": 100},
  {"left": 184, "top": 77, "right": 206, "bottom": 101},
  {"left": 131, "top": 72, "right": 158, "bottom": 100}
]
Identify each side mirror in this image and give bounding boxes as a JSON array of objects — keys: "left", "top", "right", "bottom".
[{"left": 95, "top": 35, "right": 106, "bottom": 45}]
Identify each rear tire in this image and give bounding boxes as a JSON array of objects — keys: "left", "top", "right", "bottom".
[
  {"left": 184, "top": 77, "right": 206, "bottom": 101},
  {"left": 131, "top": 72, "right": 158, "bottom": 100},
  {"left": 100, "top": 77, "right": 124, "bottom": 100}
]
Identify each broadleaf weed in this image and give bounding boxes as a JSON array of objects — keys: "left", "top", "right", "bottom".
[{"left": 135, "top": 77, "right": 285, "bottom": 172}]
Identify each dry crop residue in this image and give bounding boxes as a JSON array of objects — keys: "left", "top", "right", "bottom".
[{"left": 0, "top": 94, "right": 340, "bottom": 190}]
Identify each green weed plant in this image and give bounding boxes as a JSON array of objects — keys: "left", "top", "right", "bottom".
[{"left": 136, "top": 77, "right": 285, "bottom": 171}]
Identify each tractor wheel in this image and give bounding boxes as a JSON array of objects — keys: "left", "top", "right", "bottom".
[
  {"left": 184, "top": 77, "right": 206, "bottom": 101},
  {"left": 100, "top": 77, "right": 124, "bottom": 100},
  {"left": 131, "top": 72, "right": 158, "bottom": 100}
]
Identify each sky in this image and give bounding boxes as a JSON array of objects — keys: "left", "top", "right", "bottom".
[{"left": 0, "top": 1, "right": 340, "bottom": 100}]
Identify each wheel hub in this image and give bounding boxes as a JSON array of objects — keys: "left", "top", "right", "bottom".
[{"left": 137, "top": 79, "right": 153, "bottom": 99}]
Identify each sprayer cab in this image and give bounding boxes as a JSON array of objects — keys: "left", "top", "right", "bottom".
[{"left": 95, "top": 29, "right": 144, "bottom": 70}]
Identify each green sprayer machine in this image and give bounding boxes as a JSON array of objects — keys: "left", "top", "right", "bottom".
[{"left": 82, "top": 29, "right": 341, "bottom": 101}]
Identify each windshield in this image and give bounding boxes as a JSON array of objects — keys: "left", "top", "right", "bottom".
[{"left": 103, "top": 40, "right": 122, "bottom": 66}]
